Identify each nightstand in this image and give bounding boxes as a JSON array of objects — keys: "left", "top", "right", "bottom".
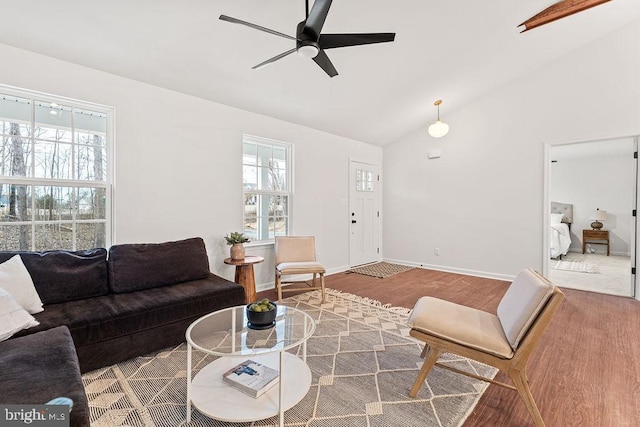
[{"left": 582, "top": 229, "right": 610, "bottom": 256}]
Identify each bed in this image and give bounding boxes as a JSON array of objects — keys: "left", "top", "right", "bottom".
[{"left": 550, "top": 201, "right": 573, "bottom": 259}]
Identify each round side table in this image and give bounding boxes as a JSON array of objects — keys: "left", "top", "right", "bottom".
[{"left": 224, "top": 255, "right": 264, "bottom": 303}]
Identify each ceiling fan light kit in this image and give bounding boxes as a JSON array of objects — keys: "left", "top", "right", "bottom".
[
  {"left": 220, "top": 0, "right": 395, "bottom": 77},
  {"left": 428, "top": 100, "right": 449, "bottom": 138}
]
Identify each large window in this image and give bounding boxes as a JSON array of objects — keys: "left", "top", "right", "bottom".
[
  {"left": 0, "top": 86, "right": 113, "bottom": 251},
  {"left": 242, "top": 135, "right": 292, "bottom": 242}
]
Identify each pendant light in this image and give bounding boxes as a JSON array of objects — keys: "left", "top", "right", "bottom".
[{"left": 428, "top": 99, "right": 449, "bottom": 138}]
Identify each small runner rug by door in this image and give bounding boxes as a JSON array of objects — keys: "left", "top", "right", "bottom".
[{"left": 347, "top": 261, "right": 415, "bottom": 278}]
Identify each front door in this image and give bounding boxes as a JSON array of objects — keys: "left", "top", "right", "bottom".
[{"left": 349, "top": 161, "right": 380, "bottom": 267}]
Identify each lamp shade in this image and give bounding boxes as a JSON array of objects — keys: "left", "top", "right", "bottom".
[
  {"left": 592, "top": 209, "right": 608, "bottom": 221},
  {"left": 428, "top": 120, "right": 449, "bottom": 138}
]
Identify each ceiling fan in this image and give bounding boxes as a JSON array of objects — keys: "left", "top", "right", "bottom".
[{"left": 219, "top": 0, "right": 395, "bottom": 77}]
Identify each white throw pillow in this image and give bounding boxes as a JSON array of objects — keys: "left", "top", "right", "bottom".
[
  {"left": 0, "top": 255, "right": 44, "bottom": 314},
  {"left": 550, "top": 213, "right": 564, "bottom": 225},
  {"left": 0, "top": 286, "right": 39, "bottom": 342}
]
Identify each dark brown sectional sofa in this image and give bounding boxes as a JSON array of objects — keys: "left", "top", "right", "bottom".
[{"left": 0, "top": 237, "right": 246, "bottom": 426}]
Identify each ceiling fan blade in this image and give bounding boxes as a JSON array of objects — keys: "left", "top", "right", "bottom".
[
  {"left": 252, "top": 48, "right": 297, "bottom": 70},
  {"left": 319, "top": 33, "right": 396, "bottom": 49},
  {"left": 219, "top": 15, "right": 299, "bottom": 41},
  {"left": 304, "top": 0, "right": 333, "bottom": 40},
  {"left": 312, "top": 49, "right": 338, "bottom": 77}
]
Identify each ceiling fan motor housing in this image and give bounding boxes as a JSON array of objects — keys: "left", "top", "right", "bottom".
[{"left": 296, "top": 21, "right": 320, "bottom": 58}]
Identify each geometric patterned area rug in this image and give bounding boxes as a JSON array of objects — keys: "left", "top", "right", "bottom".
[
  {"left": 347, "top": 261, "right": 415, "bottom": 278},
  {"left": 82, "top": 289, "right": 496, "bottom": 426},
  {"left": 552, "top": 259, "right": 600, "bottom": 274}
]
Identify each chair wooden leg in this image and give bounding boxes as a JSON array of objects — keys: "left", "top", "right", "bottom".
[
  {"left": 409, "top": 346, "right": 443, "bottom": 398},
  {"left": 276, "top": 272, "right": 283, "bottom": 303},
  {"left": 320, "top": 273, "right": 325, "bottom": 303},
  {"left": 420, "top": 344, "right": 430, "bottom": 358},
  {"left": 509, "top": 370, "right": 545, "bottom": 427}
]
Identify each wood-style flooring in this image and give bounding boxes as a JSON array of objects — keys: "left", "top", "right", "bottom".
[{"left": 257, "top": 268, "right": 640, "bottom": 427}]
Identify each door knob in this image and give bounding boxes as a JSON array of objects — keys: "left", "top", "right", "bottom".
[{"left": 351, "top": 220, "right": 357, "bottom": 224}]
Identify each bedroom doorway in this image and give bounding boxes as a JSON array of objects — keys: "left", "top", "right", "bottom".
[{"left": 544, "top": 136, "right": 638, "bottom": 298}]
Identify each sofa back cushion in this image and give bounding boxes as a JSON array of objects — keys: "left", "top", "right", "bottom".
[
  {"left": 0, "top": 249, "right": 109, "bottom": 305},
  {"left": 108, "top": 237, "right": 210, "bottom": 293}
]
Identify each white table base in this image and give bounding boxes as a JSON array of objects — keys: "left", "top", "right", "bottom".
[{"left": 188, "top": 352, "right": 311, "bottom": 424}]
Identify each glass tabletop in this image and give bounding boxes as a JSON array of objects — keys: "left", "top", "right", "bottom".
[{"left": 186, "top": 304, "right": 316, "bottom": 357}]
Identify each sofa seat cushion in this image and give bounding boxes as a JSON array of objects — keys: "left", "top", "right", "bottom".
[
  {"left": 22, "top": 274, "right": 244, "bottom": 348},
  {"left": 108, "top": 237, "right": 211, "bottom": 293},
  {"left": 0, "top": 249, "right": 109, "bottom": 305},
  {"left": 0, "top": 326, "right": 90, "bottom": 426}
]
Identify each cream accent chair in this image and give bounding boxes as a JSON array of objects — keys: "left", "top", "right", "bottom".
[
  {"left": 408, "top": 268, "right": 564, "bottom": 427},
  {"left": 274, "top": 236, "right": 326, "bottom": 303}
]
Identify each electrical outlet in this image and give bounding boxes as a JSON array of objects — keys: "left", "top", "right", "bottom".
[{"left": 434, "top": 248, "right": 440, "bottom": 256}]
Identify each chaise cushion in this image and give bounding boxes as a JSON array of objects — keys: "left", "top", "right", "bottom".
[
  {"left": 409, "top": 296, "right": 514, "bottom": 359},
  {"left": 496, "top": 268, "right": 554, "bottom": 350},
  {"left": 0, "top": 249, "right": 109, "bottom": 305},
  {"left": 0, "top": 326, "right": 90, "bottom": 426},
  {"left": 108, "top": 237, "right": 210, "bottom": 293}
]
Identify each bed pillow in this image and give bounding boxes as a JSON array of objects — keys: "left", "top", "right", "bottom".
[
  {"left": 0, "top": 255, "right": 44, "bottom": 314},
  {"left": 0, "top": 286, "right": 39, "bottom": 342},
  {"left": 550, "top": 213, "right": 563, "bottom": 225}
]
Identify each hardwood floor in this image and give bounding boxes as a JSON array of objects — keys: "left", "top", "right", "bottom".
[{"left": 257, "top": 268, "right": 640, "bottom": 427}]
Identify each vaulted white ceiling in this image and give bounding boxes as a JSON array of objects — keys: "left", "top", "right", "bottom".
[{"left": 1, "top": 0, "right": 639, "bottom": 145}]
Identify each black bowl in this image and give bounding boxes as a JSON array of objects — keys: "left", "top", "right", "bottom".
[{"left": 246, "top": 302, "right": 277, "bottom": 329}]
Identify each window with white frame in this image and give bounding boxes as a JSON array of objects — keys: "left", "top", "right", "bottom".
[
  {"left": 0, "top": 86, "right": 113, "bottom": 251},
  {"left": 242, "top": 135, "right": 291, "bottom": 242}
]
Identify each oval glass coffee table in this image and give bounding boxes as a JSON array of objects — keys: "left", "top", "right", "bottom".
[{"left": 186, "top": 304, "right": 316, "bottom": 426}]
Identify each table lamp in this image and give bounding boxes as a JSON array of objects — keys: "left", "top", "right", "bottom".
[{"left": 590, "top": 208, "right": 607, "bottom": 230}]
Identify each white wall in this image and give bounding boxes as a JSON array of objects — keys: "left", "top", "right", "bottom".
[
  {"left": 550, "top": 144, "right": 635, "bottom": 255},
  {"left": 383, "top": 18, "right": 640, "bottom": 280},
  {"left": 0, "top": 43, "right": 382, "bottom": 288}
]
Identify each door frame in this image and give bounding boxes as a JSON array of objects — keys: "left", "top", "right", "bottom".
[
  {"left": 543, "top": 135, "right": 638, "bottom": 299},
  {"left": 348, "top": 159, "right": 382, "bottom": 267}
]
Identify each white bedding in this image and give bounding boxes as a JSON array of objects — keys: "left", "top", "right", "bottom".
[{"left": 550, "top": 223, "right": 571, "bottom": 258}]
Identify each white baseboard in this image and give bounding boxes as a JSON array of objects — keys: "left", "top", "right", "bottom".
[{"left": 383, "top": 258, "right": 515, "bottom": 282}]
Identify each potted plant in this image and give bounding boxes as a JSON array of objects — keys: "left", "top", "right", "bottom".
[{"left": 225, "top": 232, "right": 250, "bottom": 260}]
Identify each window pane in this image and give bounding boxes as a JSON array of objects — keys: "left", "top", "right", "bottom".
[
  {"left": 0, "top": 224, "right": 32, "bottom": 250},
  {"left": 243, "top": 142, "right": 257, "bottom": 165},
  {"left": 34, "top": 101, "right": 72, "bottom": 136},
  {"left": 244, "top": 218, "right": 257, "bottom": 241},
  {"left": 0, "top": 95, "right": 31, "bottom": 123},
  {"left": 78, "top": 187, "right": 106, "bottom": 220},
  {"left": 33, "top": 186, "right": 73, "bottom": 221},
  {"left": 1, "top": 123, "right": 31, "bottom": 177},
  {"left": 33, "top": 141, "right": 73, "bottom": 179},
  {"left": 77, "top": 143, "right": 107, "bottom": 181},
  {"left": 257, "top": 144, "right": 271, "bottom": 167},
  {"left": 76, "top": 222, "right": 106, "bottom": 249},
  {"left": 74, "top": 109, "right": 107, "bottom": 136},
  {"left": 0, "top": 183, "right": 30, "bottom": 222},
  {"left": 243, "top": 165, "right": 257, "bottom": 190},
  {"left": 34, "top": 223, "right": 73, "bottom": 251}
]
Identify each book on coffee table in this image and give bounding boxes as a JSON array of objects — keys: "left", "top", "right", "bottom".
[{"left": 222, "top": 359, "right": 280, "bottom": 398}]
